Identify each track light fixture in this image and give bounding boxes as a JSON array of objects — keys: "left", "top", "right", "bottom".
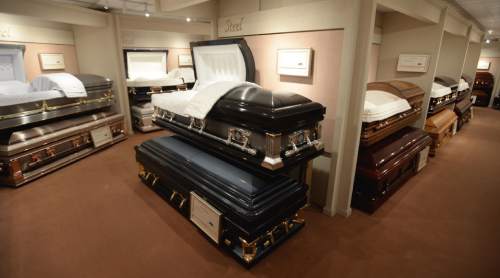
[{"left": 144, "top": 3, "right": 150, "bottom": 17}]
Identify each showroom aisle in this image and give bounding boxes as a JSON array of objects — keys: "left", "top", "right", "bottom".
[{"left": 0, "top": 108, "right": 499, "bottom": 278}]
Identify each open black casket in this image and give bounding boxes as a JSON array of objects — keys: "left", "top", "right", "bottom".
[
  {"left": 151, "top": 39, "right": 326, "bottom": 172},
  {"left": 0, "top": 44, "right": 114, "bottom": 131},
  {"left": 124, "top": 48, "right": 195, "bottom": 104},
  {"left": 428, "top": 76, "right": 458, "bottom": 115}
]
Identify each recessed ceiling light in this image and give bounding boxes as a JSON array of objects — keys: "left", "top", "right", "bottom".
[
  {"left": 486, "top": 39, "right": 491, "bottom": 44},
  {"left": 186, "top": 17, "right": 191, "bottom": 22},
  {"left": 488, "top": 30, "right": 493, "bottom": 35}
]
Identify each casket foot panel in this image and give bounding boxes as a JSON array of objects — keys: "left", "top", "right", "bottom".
[{"left": 154, "top": 117, "right": 323, "bottom": 174}]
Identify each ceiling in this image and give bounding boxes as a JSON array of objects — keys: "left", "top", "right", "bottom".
[{"left": 455, "top": 0, "right": 500, "bottom": 43}]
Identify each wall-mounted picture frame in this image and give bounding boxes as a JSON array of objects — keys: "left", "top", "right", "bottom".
[
  {"left": 178, "top": 54, "right": 193, "bottom": 66},
  {"left": 277, "top": 48, "right": 313, "bottom": 77},
  {"left": 396, "top": 54, "right": 430, "bottom": 73},
  {"left": 477, "top": 60, "right": 491, "bottom": 70},
  {"left": 39, "top": 53, "right": 65, "bottom": 70}
]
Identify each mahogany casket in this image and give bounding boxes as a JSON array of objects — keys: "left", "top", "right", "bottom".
[
  {"left": 361, "top": 81, "right": 424, "bottom": 146},
  {"left": 131, "top": 103, "right": 161, "bottom": 132},
  {"left": 136, "top": 136, "right": 307, "bottom": 266},
  {"left": 152, "top": 39, "right": 325, "bottom": 172},
  {"left": 0, "top": 111, "right": 126, "bottom": 187},
  {"left": 352, "top": 127, "right": 432, "bottom": 213},
  {"left": 454, "top": 97, "right": 472, "bottom": 131},
  {"left": 428, "top": 76, "right": 458, "bottom": 115},
  {"left": 424, "top": 108, "right": 457, "bottom": 156},
  {"left": 472, "top": 72, "right": 494, "bottom": 107}
]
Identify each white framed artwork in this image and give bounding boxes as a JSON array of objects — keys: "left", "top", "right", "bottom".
[
  {"left": 178, "top": 54, "right": 193, "bottom": 66},
  {"left": 277, "top": 48, "right": 313, "bottom": 77},
  {"left": 396, "top": 54, "right": 430, "bottom": 73},
  {"left": 477, "top": 60, "right": 490, "bottom": 70},
  {"left": 39, "top": 53, "right": 65, "bottom": 70}
]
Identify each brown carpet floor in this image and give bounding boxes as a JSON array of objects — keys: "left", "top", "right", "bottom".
[{"left": 1, "top": 107, "right": 499, "bottom": 278}]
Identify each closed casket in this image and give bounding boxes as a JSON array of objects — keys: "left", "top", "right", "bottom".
[
  {"left": 472, "top": 72, "right": 494, "bottom": 107},
  {"left": 131, "top": 103, "right": 161, "bottom": 132},
  {"left": 0, "top": 112, "right": 126, "bottom": 187},
  {"left": 1, "top": 44, "right": 114, "bottom": 131},
  {"left": 454, "top": 97, "right": 472, "bottom": 131},
  {"left": 353, "top": 127, "right": 432, "bottom": 213},
  {"left": 136, "top": 136, "right": 307, "bottom": 266},
  {"left": 424, "top": 108, "right": 457, "bottom": 156},
  {"left": 428, "top": 76, "right": 458, "bottom": 115},
  {"left": 361, "top": 81, "right": 424, "bottom": 146},
  {"left": 152, "top": 39, "right": 325, "bottom": 172}
]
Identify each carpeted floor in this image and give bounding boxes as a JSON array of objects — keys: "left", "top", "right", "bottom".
[{"left": 0, "top": 107, "right": 499, "bottom": 278}]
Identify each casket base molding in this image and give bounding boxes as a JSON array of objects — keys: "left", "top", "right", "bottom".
[{"left": 154, "top": 117, "right": 323, "bottom": 174}]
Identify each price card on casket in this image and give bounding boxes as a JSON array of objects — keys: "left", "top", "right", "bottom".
[
  {"left": 90, "top": 125, "right": 113, "bottom": 147},
  {"left": 417, "top": 146, "right": 430, "bottom": 172}
]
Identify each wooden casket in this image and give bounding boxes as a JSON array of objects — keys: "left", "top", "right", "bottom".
[{"left": 424, "top": 108, "right": 457, "bottom": 156}]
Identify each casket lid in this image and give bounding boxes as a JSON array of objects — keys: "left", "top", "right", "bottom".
[
  {"left": 434, "top": 75, "right": 458, "bottom": 89},
  {"left": 74, "top": 74, "right": 112, "bottom": 90},
  {"left": 190, "top": 38, "right": 255, "bottom": 86},
  {"left": 0, "top": 44, "right": 26, "bottom": 83},
  {"left": 362, "top": 90, "right": 411, "bottom": 123},
  {"left": 425, "top": 108, "right": 457, "bottom": 132},
  {"left": 461, "top": 74, "right": 473, "bottom": 87},
  {"left": 366, "top": 80, "right": 424, "bottom": 105},
  {"left": 123, "top": 48, "right": 168, "bottom": 80},
  {"left": 358, "top": 127, "right": 429, "bottom": 169}
]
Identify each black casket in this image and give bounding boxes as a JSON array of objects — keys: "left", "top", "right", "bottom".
[
  {"left": 124, "top": 48, "right": 195, "bottom": 104},
  {"left": 428, "top": 76, "right": 458, "bottom": 115},
  {"left": 352, "top": 127, "right": 432, "bottom": 213},
  {"left": 152, "top": 39, "right": 325, "bottom": 172},
  {"left": 454, "top": 97, "right": 472, "bottom": 131},
  {"left": 136, "top": 135, "right": 307, "bottom": 266}
]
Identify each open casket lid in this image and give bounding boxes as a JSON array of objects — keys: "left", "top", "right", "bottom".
[
  {"left": 362, "top": 90, "right": 411, "bottom": 123},
  {"left": 123, "top": 48, "right": 168, "bottom": 80},
  {"left": 431, "top": 82, "right": 452, "bottom": 98},
  {"left": 357, "top": 127, "right": 429, "bottom": 169},
  {"left": 0, "top": 44, "right": 26, "bottom": 83},
  {"left": 458, "top": 78, "right": 469, "bottom": 92},
  {"left": 425, "top": 108, "right": 457, "bottom": 130},
  {"left": 434, "top": 76, "right": 458, "bottom": 89},
  {"left": 74, "top": 74, "right": 112, "bottom": 91},
  {"left": 190, "top": 38, "right": 255, "bottom": 86}
]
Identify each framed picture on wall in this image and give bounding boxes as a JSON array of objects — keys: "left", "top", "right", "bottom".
[
  {"left": 178, "top": 54, "right": 193, "bottom": 66},
  {"left": 39, "top": 53, "right": 65, "bottom": 70},
  {"left": 276, "top": 48, "right": 313, "bottom": 77},
  {"left": 477, "top": 60, "right": 491, "bottom": 70},
  {"left": 396, "top": 54, "right": 430, "bottom": 72}
]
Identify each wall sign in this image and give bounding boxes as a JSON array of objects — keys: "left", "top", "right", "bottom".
[
  {"left": 223, "top": 17, "right": 244, "bottom": 33},
  {"left": 277, "top": 48, "right": 313, "bottom": 77},
  {"left": 396, "top": 54, "right": 430, "bottom": 73},
  {"left": 477, "top": 60, "right": 490, "bottom": 70},
  {"left": 39, "top": 53, "right": 65, "bottom": 70},
  {"left": 178, "top": 54, "right": 193, "bottom": 66}
]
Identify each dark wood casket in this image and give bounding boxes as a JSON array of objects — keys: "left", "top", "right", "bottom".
[
  {"left": 472, "top": 72, "right": 494, "bottom": 107},
  {"left": 428, "top": 76, "right": 458, "bottom": 115},
  {"left": 361, "top": 81, "right": 424, "bottom": 146},
  {"left": 454, "top": 97, "right": 472, "bottom": 131},
  {"left": 0, "top": 112, "right": 126, "bottom": 187},
  {"left": 136, "top": 136, "right": 306, "bottom": 267},
  {"left": 352, "top": 127, "right": 432, "bottom": 213},
  {"left": 424, "top": 108, "right": 457, "bottom": 156},
  {"left": 152, "top": 38, "right": 325, "bottom": 172}
]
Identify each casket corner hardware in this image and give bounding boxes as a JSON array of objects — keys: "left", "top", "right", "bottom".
[{"left": 239, "top": 237, "right": 258, "bottom": 264}]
